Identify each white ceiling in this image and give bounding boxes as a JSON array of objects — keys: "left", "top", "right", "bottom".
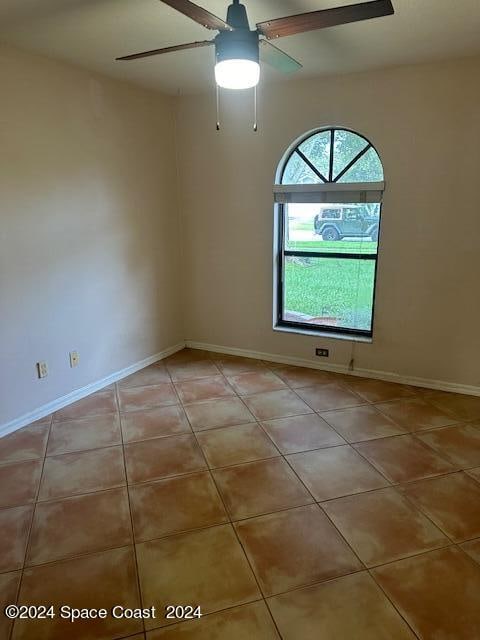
[{"left": 1, "top": 0, "right": 480, "bottom": 95}]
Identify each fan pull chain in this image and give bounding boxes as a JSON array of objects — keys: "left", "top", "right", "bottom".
[
  {"left": 253, "top": 85, "right": 258, "bottom": 132},
  {"left": 216, "top": 84, "right": 220, "bottom": 131}
]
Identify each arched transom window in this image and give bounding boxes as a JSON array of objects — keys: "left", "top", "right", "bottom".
[{"left": 274, "top": 127, "right": 385, "bottom": 339}]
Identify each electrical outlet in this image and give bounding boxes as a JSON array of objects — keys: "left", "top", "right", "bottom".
[
  {"left": 315, "top": 348, "right": 329, "bottom": 358},
  {"left": 69, "top": 351, "right": 80, "bottom": 368},
  {"left": 37, "top": 361, "right": 48, "bottom": 378}
]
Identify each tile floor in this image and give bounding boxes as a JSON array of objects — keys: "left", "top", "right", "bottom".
[{"left": 1, "top": 349, "right": 480, "bottom": 639}]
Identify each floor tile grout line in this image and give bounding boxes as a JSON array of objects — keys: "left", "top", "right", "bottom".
[
  {"left": 202, "top": 378, "right": 326, "bottom": 518},
  {"left": 10, "top": 526, "right": 471, "bottom": 596},
  {"left": 9, "top": 413, "right": 54, "bottom": 640},
  {"left": 311, "top": 436, "right": 461, "bottom": 547},
  {"left": 114, "top": 382, "right": 147, "bottom": 637},
  {"left": 5, "top": 352, "right": 480, "bottom": 634},
  {"left": 178, "top": 397, "right": 287, "bottom": 639},
  {"left": 365, "top": 565, "right": 423, "bottom": 639},
  {"left": 409, "top": 429, "right": 478, "bottom": 467},
  {"left": 217, "top": 371, "right": 473, "bottom": 621},
  {"left": 14, "top": 542, "right": 144, "bottom": 573},
  {"left": 41, "top": 441, "right": 125, "bottom": 463},
  {"left": 35, "top": 481, "right": 128, "bottom": 505},
  {"left": 390, "top": 479, "right": 459, "bottom": 546},
  {"left": 144, "top": 598, "right": 267, "bottom": 637},
  {"left": 352, "top": 444, "right": 461, "bottom": 485},
  {"left": 370, "top": 397, "right": 465, "bottom": 429},
  {"left": 319, "top": 415, "right": 471, "bottom": 491},
  {"left": 4, "top": 417, "right": 476, "bottom": 504},
  {"left": 159, "top": 363, "right": 479, "bottom": 572},
  {"left": 3, "top": 491, "right": 477, "bottom": 571},
  {"left": 14, "top": 477, "right": 472, "bottom": 575},
  {"left": 288, "top": 382, "right": 370, "bottom": 415}
]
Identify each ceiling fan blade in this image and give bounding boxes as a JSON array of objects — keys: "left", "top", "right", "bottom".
[
  {"left": 116, "top": 40, "right": 214, "bottom": 61},
  {"left": 260, "top": 40, "right": 302, "bottom": 74},
  {"left": 257, "top": 0, "right": 394, "bottom": 39},
  {"left": 158, "top": 0, "right": 233, "bottom": 31}
]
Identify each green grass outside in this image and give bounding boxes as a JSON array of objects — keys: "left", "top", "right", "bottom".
[
  {"left": 293, "top": 221, "right": 314, "bottom": 231},
  {"left": 287, "top": 239, "right": 377, "bottom": 254},
  {"left": 284, "top": 257, "right": 375, "bottom": 330}
]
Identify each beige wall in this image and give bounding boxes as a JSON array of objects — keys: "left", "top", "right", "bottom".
[
  {"left": 2, "top": 49, "right": 479, "bottom": 428},
  {"left": 0, "top": 46, "right": 183, "bottom": 426},
  {"left": 176, "top": 56, "right": 480, "bottom": 387}
]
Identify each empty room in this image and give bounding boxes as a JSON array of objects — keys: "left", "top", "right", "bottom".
[{"left": 1, "top": 0, "right": 480, "bottom": 638}]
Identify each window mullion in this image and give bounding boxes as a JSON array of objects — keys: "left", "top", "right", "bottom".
[
  {"left": 284, "top": 251, "right": 377, "bottom": 261},
  {"left": 295, "top": 149, "right": 328, "bottom": 183}
]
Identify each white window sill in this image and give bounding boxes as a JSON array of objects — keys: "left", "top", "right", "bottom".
[{"left": 273, "top": 324, "right": 373, "bottom": 344}]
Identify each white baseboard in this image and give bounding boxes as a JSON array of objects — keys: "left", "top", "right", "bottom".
[
  {"left": 0, "top": 342, "right": 185, "bottom": 439},
  {"left": 186, "top": 340, "right": 480, "bottom": 398}
]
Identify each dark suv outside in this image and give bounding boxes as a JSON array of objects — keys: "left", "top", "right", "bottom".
[{"left": 314, "top": 205, "right": 379, "bottom": 242}]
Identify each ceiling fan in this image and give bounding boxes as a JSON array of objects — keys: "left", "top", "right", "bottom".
[{"left": 116, "top": 0, "right": 395, "bottom": 90}]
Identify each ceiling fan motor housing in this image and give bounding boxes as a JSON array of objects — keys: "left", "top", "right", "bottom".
[
  {"left": 215, "top": 1, "right": 259, "bottom": 65},
  {"left": 215, "top": 29, "right": 259, "bottom": 65}
]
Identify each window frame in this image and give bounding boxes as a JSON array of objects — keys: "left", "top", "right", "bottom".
[{"left": 273, "top": 127, "right": 385, "bottom": 340}]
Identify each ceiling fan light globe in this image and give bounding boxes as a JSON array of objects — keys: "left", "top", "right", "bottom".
[{"left": 215, "top": 59, "right": 260, "bottom": 89}]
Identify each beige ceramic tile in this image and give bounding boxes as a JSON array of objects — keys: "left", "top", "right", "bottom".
[
  {"left": 273, "top": 366, "right": 335, "bottom": 388},
  {"left": 38, "top": 446, "right": 125, "bottom": 500},
  {"left": 146, "top": 601, "right": 279, "bottom": 639},
  {"left": 467, "top": 466, "right": 480, "bottom": 483},
  {"left": 124, "top": 434, "right": 207, "bottom": 484},
  {"left": 54, "top": 390, "right": 117, "bottom": 421},
  {"left": 47, "top": 414, "right": 121, "bottom": 455},
  {"left": 354, "top": 434, "right": 456, "bottom": 483},
  {"left": 427, "top": 393, "right": 480, "bottom": 421},
  {"left": 27, "top": 488, "right": 132, "bottom": 565},
  {"left": 184, "top": 397, "right": 255, "bottom": 431},
  {"left": 343, "top": 379, "right": 415, "bottom": 403},
  {"left": 215, "top": 356, "right": 269, "bottom": 376},
  {"left": 136, "top": 525, "right": 260, "bottom": 629},
  {"left": 0, "top": 422, "right": 49, "bottom": 464},
  {"left": 268, "top": 571, "right": 416, "bottom": 640},
  {"left": 374, "top": 397, "right": 458, "bottom": 431},
  {"left": 196, "top": 423, "right": 279, "bottom": 468},
  {"left": 372, "top": 547, "right": 480, "bottom": 640},
  {"left": 400, "top": 472, "right": 480, "bottom": 542},
  {"left": 323, "top": 487, "right": 448, "bottom": 567},
  {"left": 121, "top": 405, "right": 191, "bottom": 443},
  {"left": 460, "top": 539, "right": 480, "bottom": 565},
  {"left": 129, "top": 471, "right": 228, "bottom": 541},
  {"left": 227, "top": 370, "right": 287, "bottom": 396},
  {"left": 175, "top": 376, "right": 235, "bottom": 403},
  {"left": 118, "top": 364, "right": 171, "bottom": 388},
  {"left": 0, "top": 460, "right": 42, "bottom": 508},
  {"left": 295, "top": 383, "right": 365, "bottom": 412},
  {"left": 321, "top": 405, "right": 405, "bottom": 442},
  {"left": 0, "top": 505, "right": 33, "bottom": 572},
  {"left": 0, "top": 571, "right": 21, "bottom": 640},
  {"left": 213, "top": 458, "right": 313, "bottom": 520},
  {"left": 118, "top": 383, "right": 178, "bottom": 412},
  {"left": 235, "top": 504, "right": 362, "bottom": 595},
  {"left": 261, "top": 413, "right": 344, "bottom": 454},
  {"left": 166, "top": 359, "right": 221, "bottom": 382},
  {"left": 14, "top": 547, "right": 141, "bottom": 640},
  {"left": 417, "top": 423, "right": 480, "bottom": 468},
  {"left": 242, "top": 389, "right": 313, "bottom": 421},
  {"left": 286, "top": 445, "right": 389, "bottom": 502}
]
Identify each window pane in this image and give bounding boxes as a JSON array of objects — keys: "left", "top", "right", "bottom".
[
  {"left": 337, "top": 146, "right": 384, "bottom": 183},
  {"left": 282, "top": 151, "right": 323, "bottom": 185},
  {"left": 285, "top": 203, "right": 380, "bottom": 255},
  {"left": 283, "top": 256, "right": 375, "bottom": 332},
  {"left": 332, "top": 130, "right": 369, "bottom": 181},
  {"left": 298, "top": 130, "right": 331, "bottom": 179}
]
